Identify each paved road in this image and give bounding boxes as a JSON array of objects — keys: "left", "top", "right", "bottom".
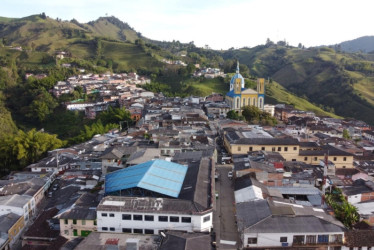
[{"left": 214, "top": 165, "right": 241, "bottom": 249}]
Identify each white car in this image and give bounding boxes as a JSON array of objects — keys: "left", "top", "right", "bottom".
[{"left": 228, "top": 171, "right": 233, "bottom": 179}]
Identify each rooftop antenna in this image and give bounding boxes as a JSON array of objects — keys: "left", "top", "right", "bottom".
[{"left": 322, "top": 152, "right": 328, "bottom": 207}]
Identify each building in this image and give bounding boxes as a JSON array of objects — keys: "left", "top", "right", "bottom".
[
  {"left": 99, "top": 159, "right": 214, "bottom": 235},
  {"left": 225, "top": 62, "right": 265, "bottom": 111},
  {"left": 236, "top": 199, "right": 345, "bottom": 248},
  {"left": 57, "top": 193, "right": 100, "bottom": 239}
]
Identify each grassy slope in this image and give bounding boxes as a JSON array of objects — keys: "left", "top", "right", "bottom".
[
  {"left": 100, "top": 40, "right": 162, "bottom": 71},
  {"left": 83, "top": 19, "right": 139, "bottom": 42}
]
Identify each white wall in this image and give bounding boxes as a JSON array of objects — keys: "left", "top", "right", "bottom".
[
  {"left": 97, "top": 211, "right": 212, "bottom": 234},
  {"left": 235, "top": 186, "right": 263, "bottom": 203},
  {"left": 347, "top": 194, "right": 362, "bottom": 204},
  {"left": 243, "top": 232, "right": 344, "bottom": 248}
]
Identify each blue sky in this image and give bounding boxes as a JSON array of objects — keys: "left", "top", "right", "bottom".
[{"left": 2, "top": 0, "right": 374, "bottom": 49}]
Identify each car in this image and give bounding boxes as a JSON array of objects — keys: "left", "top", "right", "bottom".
[
  {"left": 228, "top": 171, "right": 233, "bottom": 179},
  {"left": 47, "top": 192, "right": 53, "bottom": 198},
  {"left": 52, "top": 184, "right": 59, "bottom": 191}
]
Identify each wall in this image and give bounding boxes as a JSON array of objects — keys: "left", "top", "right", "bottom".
[
  {"left": 96, "top": 211, "right": 213, "bottom": 235},
  {"left": 8, "top": 216, "right": 25, "bottom": 245},
  {"left": 243, "top": 232, "right": 344, "bottom": 248},
  {"left": 230, "top": 144, "right": 299, "bottom": 161},
  {"left": 60, "top": 219, "right": 96, "bottom": 239}
]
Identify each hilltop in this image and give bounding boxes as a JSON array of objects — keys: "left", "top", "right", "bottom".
[{"left": 337, "top": 36, "right": 374, "bottom": 53}]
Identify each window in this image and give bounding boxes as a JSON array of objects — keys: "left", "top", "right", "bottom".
[
  {"left": 238, "top": 146, "right": 241, "bottom": 152},
  {"left": 293, "top": 235, "right": 304, "bottom": 244},
  {"left": 122, "top": 228, "right": 132, "bottom": 233},
  {"left": 133, "top": 214, "right": 143, "bottom": 221},
  {"left": 293, "top": 147, "right": 297, "bottom": 150},
  {"left": 284, "top": 147, "right": 288, "bottom": 151},
  {"left": 109, "top": 213, "right": 115, "bottom": 217},
  {"left": 272, "top": 147, "right": 276, "bottom": 152},
  {"left": 249, "top": 147, "right": 253, "bottom": 151},
  {"left": 292, "top": 159, "right": 296, "bottom": 161},
  {"left": 343, "top": 157, "right": 347, "bottom": 161},
  {"left": 170, "top": 216, "right": 179, "bottom": 222},
  {"left": 314, "top": 157, "right": 317, "bottom": 161},
  {"left": 102, "top": 213, "right": 107, "bottom": 217},
  {"left": 159, "top": 216, "right": 168, "bottom": 222},
  {"left": 110, "top": 227, "right": 115, "bottom": 231},
  {"left": 304, "top": 157, "right": 308, "bottom": 161},
  {"left": 122, "top": 214, "right": 131, "bottom": 220},
  {"left": 182, "top": 217, "right": 191, "bottom": 223},
  {"left": 333, "top": 157, "right": 337, "bottom": 161},
  {"left": 144, "top": 229, "right": 154, "bottom": 234},
  {"left": 280, "top": 237, "right": 287, "bottom": 242},
  {"left": 133, "top": 229, "right": 143, "bottom": 234},
  {"left": 306, "top": 235, "right": 316, "bottom": 244},
  {"left": 94, "top": 220, "right": 97, "bottom": 226},
  {"left": 64, "top": 230, "right": 69, "bottom": 235},
  {"left": 73, "top": 219, "right": 77, "bottom": 225},
  {"left": 330, "top": 234, "right": 343, "bottom": 243},
  {"left": 82, "top": 220, "right": 86, "bottom": 225},
  {"left": 278, "top": 147, "right": 281, "bottom": 151},
  {"left": 318, "top": 235, "right": 329, "bottom": 243},
  {"left": 145, "top": 215, "right": 154, "bottom": 221},
  {"left": 261, "top": 147, "right": 265, "bottom": 151},
  {"left": 73, "top": 229, "right": 78, "bottom": 236},
  {"left": 203, "top": 215, "right": 211, "bottom": 223},
  {"left": 247, "top": 238, "right": 257, "bottom": 244},
  {"left": 102, "top": 227, "right": 108, "bottom": 231},
  {"left": 64, "top": 219, "right": 68, "bottom": 224}
]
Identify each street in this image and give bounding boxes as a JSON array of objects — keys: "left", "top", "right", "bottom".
[{"left": 214, "top": 164, "right": 241, "bottom": 249}]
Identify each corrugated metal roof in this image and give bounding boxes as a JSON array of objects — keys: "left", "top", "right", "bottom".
[{"left": 105, "top": 160, "right": 188, "bottom": 198}]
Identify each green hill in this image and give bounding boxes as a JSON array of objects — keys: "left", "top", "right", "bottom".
[{"left": 222, "top": 45, "right": 374, "bottom": 124}]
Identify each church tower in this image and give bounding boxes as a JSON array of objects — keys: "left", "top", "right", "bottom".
[{"left": 257, "top": 78, "right": 265, "bottom": 94}]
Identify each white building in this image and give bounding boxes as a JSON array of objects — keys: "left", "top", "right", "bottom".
[
  {"left": 237, "top": 199, "right": 345, "bottom": 249},
  {"left": 0, "top": 194, "right": 35, "bottom": 223},
  {"left": 96, "top": 196, "right": 212, "bottom": 235}
]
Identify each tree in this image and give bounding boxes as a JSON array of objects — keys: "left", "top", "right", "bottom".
[
  {"left": 343, "top": 129, "right": 350, "bottom": 139},
  {"left": 226, "top": 110, "right": 240, "bottom": 120},
  {"left": 0, "top": 129, "right": 64, "bottom": 172}
]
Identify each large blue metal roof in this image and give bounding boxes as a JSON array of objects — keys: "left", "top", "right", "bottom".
[{"left": 105, "top": 159, "right": 188, "bottom": 198}]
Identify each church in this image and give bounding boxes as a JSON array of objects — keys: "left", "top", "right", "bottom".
[{"left": 225, "top": 62, "right": 265, "bottom": 112}]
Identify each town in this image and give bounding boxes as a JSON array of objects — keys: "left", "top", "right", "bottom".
[{"left": 1, "top": 63, "right": 374, "bottom": 250}]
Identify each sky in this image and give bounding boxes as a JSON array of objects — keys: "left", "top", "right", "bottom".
[{"left": 1, "top": 0, "right": 374, "bottom": 50}]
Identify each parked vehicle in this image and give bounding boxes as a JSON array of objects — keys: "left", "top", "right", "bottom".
[{"left": 228, "top": 171, "right": 233, "bottom": 179}]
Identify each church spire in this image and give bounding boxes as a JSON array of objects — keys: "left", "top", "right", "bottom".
[{"left": 236, "top": 60, "right": 240, "bottom": 73}]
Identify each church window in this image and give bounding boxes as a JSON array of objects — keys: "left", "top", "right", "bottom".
[
  {"left": 243, "top": 98, "right": 246, "bottom": 106},
  {"left": 259, "top": 97, "right": 263, "bottom": 108},
  {"left": 236, "top": 98, "right": 240, "bottom": 109},
  {"left": 248, "top": 98, "right": 251, "bottom": 106}
]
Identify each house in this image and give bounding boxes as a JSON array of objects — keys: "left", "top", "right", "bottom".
[
  {"left": 236, "top": 199, "right": 345, "bottom": 248},
  {"left": 234, "top": 175, "right": 266, "bottom": 203},
  {"left": 56, "top": 193, "right": 100, "bottom": 239},
  {"left": 0, "top": 194, "right": 35, "bottom": 223},
  {"left": 341, "top": 179, "right": 374, "bottom": 204},
  {"left": 159, "top": 231, "right": 211, "bottom": 250},
  {"left": 0, "top": 213, "right": 23, "bottom": 248}
]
